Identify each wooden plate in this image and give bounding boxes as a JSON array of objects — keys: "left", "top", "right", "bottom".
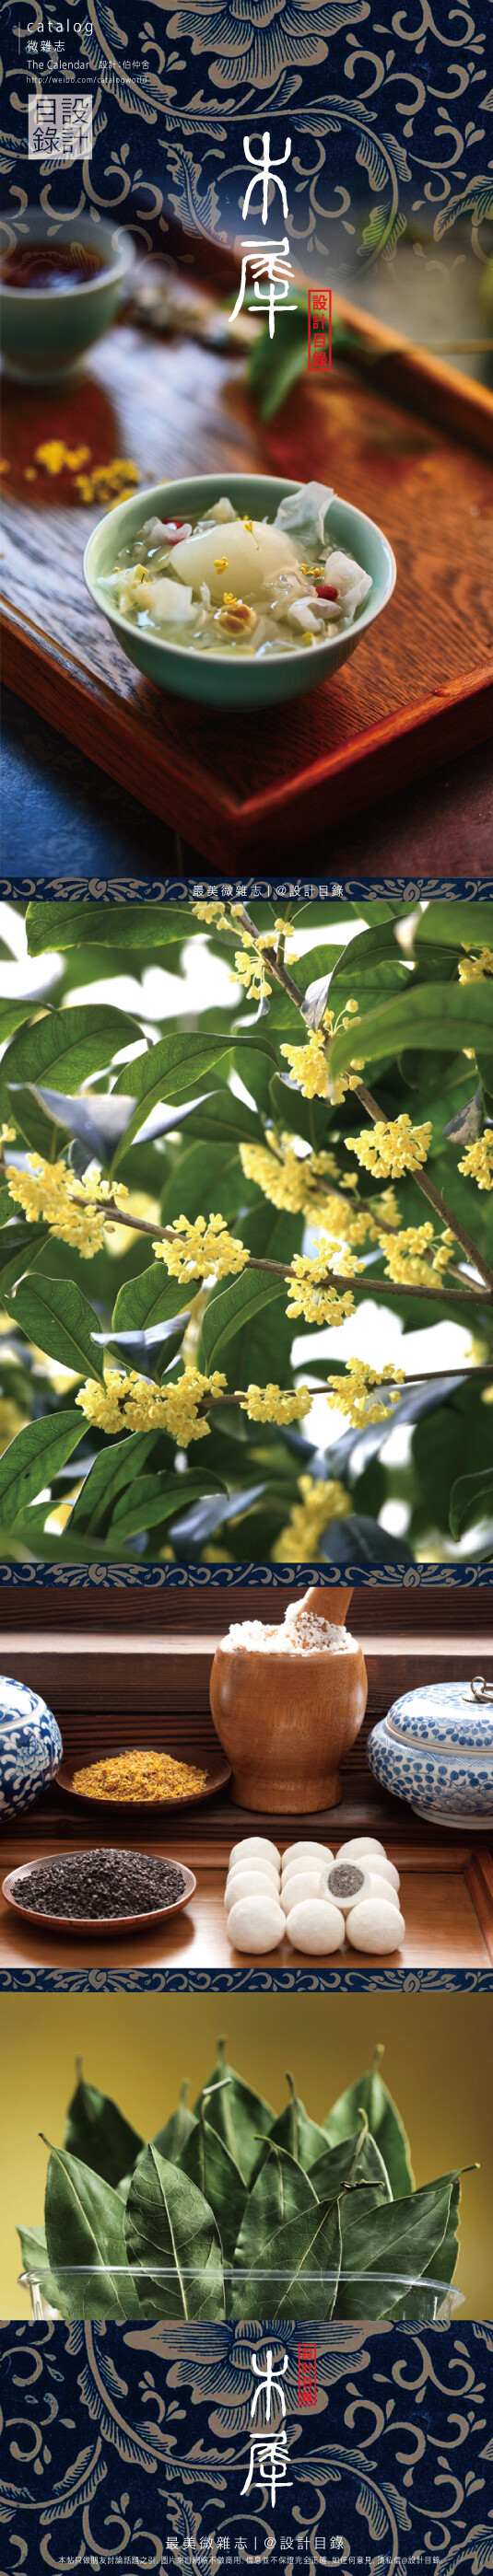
[
  {"left": 55, "top": 1746, "right": 232, "bottom": 1811},
  {"left": 1, "top": 1854, "right": 197, "bottom": 1939}
]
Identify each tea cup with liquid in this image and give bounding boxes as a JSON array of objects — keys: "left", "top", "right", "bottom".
[{"left": 0, "top": 211, "right": 135, "bottom": 381}]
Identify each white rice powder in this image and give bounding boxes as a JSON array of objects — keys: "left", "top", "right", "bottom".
[{"left": 221, "top": 1590, "right": 353, "bottom": 1656}]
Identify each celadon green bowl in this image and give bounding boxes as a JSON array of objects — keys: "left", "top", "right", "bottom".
[
  {"left": 84, "top": 472, "right": 396, "bottom": 713},
  {"left": 0, "top": 212, "right": 135, "bottom": 383}
]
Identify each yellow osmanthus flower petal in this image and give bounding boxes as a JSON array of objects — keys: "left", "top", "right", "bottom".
[
  {"left": 274, "top": 1472, "right": 349, "bottom": 1559},
  {"left": 5, "top": 1156, "right": 130, "bottom": 1259},
  {"left": 324, "top": 1359, "right": 405, "bottom": 1426},
  {"left": 241, "top": 1382, "right": 313, "bottom": 1424},
  {"left": 377, "top": 1222, "right": 456, "bottom": 1286},
  {"left": 76, "top": 1364, "right": 228, "bottom": 1445},
  {"left": 458, "top": 1134, "right": 493, "bottom": 1191},
  {"left": 346, "top": 1114, "right": 432, "bottom": 1181},
  {"left": 153, "top": 1213, "right": 249, "bottom": 1282},
  {"left": 458, "top": 948, "right": 493, "bottom": 983}
]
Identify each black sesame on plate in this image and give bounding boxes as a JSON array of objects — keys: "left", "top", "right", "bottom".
[{"left": 2, "top": 1849, "right": 196, "bottom": 1937}]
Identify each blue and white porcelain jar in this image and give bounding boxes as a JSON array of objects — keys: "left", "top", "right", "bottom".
[
  {"left": 0, "top": 1676, "right": 63, "bottom": 1822},
  {"left": 368, "top": 1677, "right": 493, "bottom": 1828}
]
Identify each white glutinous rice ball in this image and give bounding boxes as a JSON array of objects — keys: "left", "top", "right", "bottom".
[
  {"left": 227, "top": 1857, "right": 279, "bottom": 1891},
  {"left": 319, "top": 1859, "right": 372, "bottom": 1917},
  {"left": 282, "top": 1842, "right": 334, "bottom": 1872},
  {"left": 369, "top": 1873, "right": 401, "bottom": 1911},
  {"left": 370, "top": 1854, "right": 400, "bottom": 1893},
  {"left": 337, "top": 1837, "right": 386, "bottom": 1862},
  {"left": 224, "top": 1871, "right": 279, "bottom": 1913},
  {"left": 280, "top": 1872, "right": 323, "bottom": 1913},
  {"left": 229, "top": 1837, "right": 280, "bottom": 1869},
  {"left": 346, "top": 1898, "right": 405, "bottom": 1955},
  {"left": 171, "top": 518, "right": 299, "bottom": 606},
  {"left": 285, "top": 1898, "right": 346, "bottom": 1955},
  {"left": 227, "top": 1895, "right": 286, "bottom": 1954}
]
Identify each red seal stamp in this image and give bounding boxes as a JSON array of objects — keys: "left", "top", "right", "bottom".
[
  {"left": 298, "top": 2344, "right": 317, "bottom": 2406},
  {"left": 308, "top": 289, "right": 332, "bottom": 371}
]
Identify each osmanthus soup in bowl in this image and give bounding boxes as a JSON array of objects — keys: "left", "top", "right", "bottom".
[{"left": 84, "top": 473, "right": 396, "bottom": 711}]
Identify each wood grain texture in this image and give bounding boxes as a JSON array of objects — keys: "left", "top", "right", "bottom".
[
  {"left": 2, "top": 1586, "right": 493, "bottom": 1635},
  {"left": 0, "top": 1835, "right": 490, "bottom": 1968},
  {"left": 1, "top": 308, "right": 492, "bottom": 863}
]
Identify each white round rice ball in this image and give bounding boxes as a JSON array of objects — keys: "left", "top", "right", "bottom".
[
  {"left": 369, "top": 1873, "right": 401, "bottom": 1911},
  {"left": 319, "top": 1859, "right": 372, "bottom": 1917},
  {"left": 282, "top": 1842, "right": 334, "bottom": 1873},
  {"left": 285, "top": 1898, "right": 346, "bottom": 1955},
  {"left": 224, "top": 1870, "right": 279, "bottom": 1912},
  {"left": 346, "top": 1898, "right": 405, "bottom": 1955},
  {"left": 336, "top": 1837, "right": 386, "bottom": 1862},
  {"left": 280, "top": 1871, "right": 323, "bottom": 1913},
  {"left": 227, "top": 1895, "right": 286, "bottom": 1954},
  {"left": 370, "top": 1854, "right": 400, "bottom": 1892},
  {"left": 229, "top": 1837, "right": 280, "bottom": 1869}
]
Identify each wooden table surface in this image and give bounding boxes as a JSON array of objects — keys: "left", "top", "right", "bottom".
[
  {"left": 1, "top": 1836, "right": 491, "bottom": 1972},
  {"left": 2, "top": 316, "right": 492, "bottom": 860}
]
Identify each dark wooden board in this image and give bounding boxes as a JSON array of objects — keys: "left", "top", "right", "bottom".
[
  {"left": 1, "top": 1834, "right": 491, "bottom": 1968},
  {"left": 1, "top": 299, "right": 492, "bottom": 863}
]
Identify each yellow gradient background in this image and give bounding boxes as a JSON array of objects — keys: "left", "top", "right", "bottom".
[{"left": 1, "top": 1991, "right": 491, "bottom": 2317}]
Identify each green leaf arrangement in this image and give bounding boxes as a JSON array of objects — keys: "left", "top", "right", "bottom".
[
  {"left": 2, "top": 894, "right": 493, "bottom": 1565},
  {"left": 18, "top": 2044, "right": 474, "bottom": 2324}
]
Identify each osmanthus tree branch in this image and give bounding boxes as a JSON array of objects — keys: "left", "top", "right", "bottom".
[{"left": 355, "top": 1082, "right": 493, "bottom": 1294}]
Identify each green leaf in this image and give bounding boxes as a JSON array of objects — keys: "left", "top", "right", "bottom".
[
  {"left": 25, "top": 901, "right": 201, "bottom": 956},
  {"left": 158, "top": 1142, "right": 248, "bottom": 1228},
  {"left": 0, "top": 1223, "right": 49, "bottom": 1294},
  {"left": 69, "top": 1430, "right": 158, "bottom": 1536},
  {"left": 450, "top": 1465, "right": 493, "bottom": 1539},
  {"left": 112, "top": 1035, "right": 233, "bottom": 1164},
  {"left": 329, "top": 981, "right": 493, "bottom": 1079},
  {"left": 310, "top": 2125, "right": 393, "bottom": 2211},
  {"left": 416, "top": 902, "right": 493, "bottom": 952},
  {"left": 110, "top": 1468, "right": 227, "bottom": 1539},
  {"left": 4, "top": 1005, "right": 140, "bottom": 1095},
  {"left": 6, "top": 1085, "right": 62, "bottom": 1160},
  {"left": 391, "top": 2176, "right": 463, "bottom": 2322},
  {"left": 0, "top": 1002, "right": 39, "bottom": 1042},
  {"left": 183, "top": 1090, "right": 263, "bottom": 1149},
  {"left": 112, "top": 1270, "right": 191, "bottom": 1335},
  {"left": 178, "top": 2117, "right": 247, "bottom": 2267},
  {"left": 233, "top": 2144, "right": 318, "bottom": 2278},
  {"left": 0, "top": 1410, "right": 84, "bottom": 1528},
  {"left": 2, "top": 1275, "right": 106, "bottom": 1382},
  {"left": 123, "top": 2143, "right": 224, "bottom": 2320},
  {"left": 64, "top": 2075, "right": 144, "bottom": 2189},
  {"left": 194, "top": 2048, "right": 274, "bottom": 2187},
  {"left": 169, "top": 1479, "right": 265, "bottom": 1553},
  {"left": 252, "top": 2076, "right": 328, "bottom": 2183},
  {"left": 44, "top": 2141, "right": 141, "bottom": 2320},
  {"left": 323, "top": 2054, "right": 415, "bottom": 2198},
  {"left": 318, "top": 1514, "right": 414, "bottom": 1566},
  {"left": 329, "top": 917, "right": 411, "bottom": 984},
  {"left": 153, "top": 2083, "right": 197, "bottom": 2165},
  {"left": 231, "top": 2194, "right": 342, "bottom": 2321},
  {"left": 334, "top": 2172, "right": 461, "bottom": 2320},
  {"left": 199, "top": 1268, "right": 285, "bottom": 1374}
]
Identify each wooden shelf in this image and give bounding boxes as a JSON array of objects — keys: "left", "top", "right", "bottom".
[{"left": 1, "top": 1835, "right": 492, "bottom": 1971}]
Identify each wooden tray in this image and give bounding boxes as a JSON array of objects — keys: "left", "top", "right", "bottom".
[
  {"left": 1, "top": 295, "right": 492, "bottom": 864},
  {"left": 0, "top": 1833, "right": 491, "bottom": 1969}
]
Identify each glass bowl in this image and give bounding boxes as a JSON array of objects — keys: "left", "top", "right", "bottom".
[{"left": 19, "top": 2266, "right": 464, "bottom": 2326}]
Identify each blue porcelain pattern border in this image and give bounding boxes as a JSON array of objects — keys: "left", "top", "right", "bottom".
[
  {"left": 3, "top": 876, "right": 493, "bottom": 902},
  {"left": 0, "top": 2318, "right": 491, "bottom": 2571},
  {"left": 1, "top": 1967, "right": 492, "bottom": 1992},
  {"left": 1, "top": 1561, "right": 493, "bottom": 1587}
]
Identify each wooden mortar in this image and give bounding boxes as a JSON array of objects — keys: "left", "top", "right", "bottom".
[{"left": 209, "top": 1586, "right": 368, "bottom": 1812}]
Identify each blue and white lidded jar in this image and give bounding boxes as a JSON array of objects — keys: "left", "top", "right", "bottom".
[
  {"left": 0, "top": 1676, "right": 63, "bottom": 1822},
  {"left": 368, "top": 1677, "right": 493, "bottom": 1828}
]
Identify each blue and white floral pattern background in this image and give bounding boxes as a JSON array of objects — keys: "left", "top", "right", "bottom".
[
  {"left": 0, "top": 2319, "right": 492, "bottom": 2570},
  {"left": 1, "top": 0, "right": 492, "bottom": 283}
]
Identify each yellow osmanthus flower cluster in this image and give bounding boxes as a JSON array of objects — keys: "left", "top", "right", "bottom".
[
  {"left": 458, "top": 1134, "right": 493, "bottom": 1191},
  {"left": 377, "top": 1223, "right": 456, "bottom": 1287},
  {"left": 287, "top": 1247, "right": 358, "bottom": 1326},
  {"left": 5, "top": 1156, "right": 130, "bottom": 1259},
  {"left": 0, "top": 1123, "right": 17, "bottom": 1153},
  {"left": 281, "top": 1004, "right": 364, "bottom": 1103},
  {"left": 239, "top": 1133, "right": 340, "bottom": 1219},
  {"left": 240, "top": 1383, "right": 313, "bottom": 1424},
  {"left": 274, "top": 1473, "right": 350, "bottom": 1559},
  {"left": 346, "top": 1115, "right": 433, "bottom": 1181},
  {"left": 76, "top": 1365, "right": 228, "bottom": 1444},
  {"left": 154, "top": 1213, "right": 249, "bottom": 1282},
  {"left": 458, "top": 948, "right": 493, "bottom": 983},
  {"left": 233, "top": 918, "right": 296, "bottom": 1003},
  {"left": 324, "top": 1359, "right": 405, "bottom": 1426}
]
